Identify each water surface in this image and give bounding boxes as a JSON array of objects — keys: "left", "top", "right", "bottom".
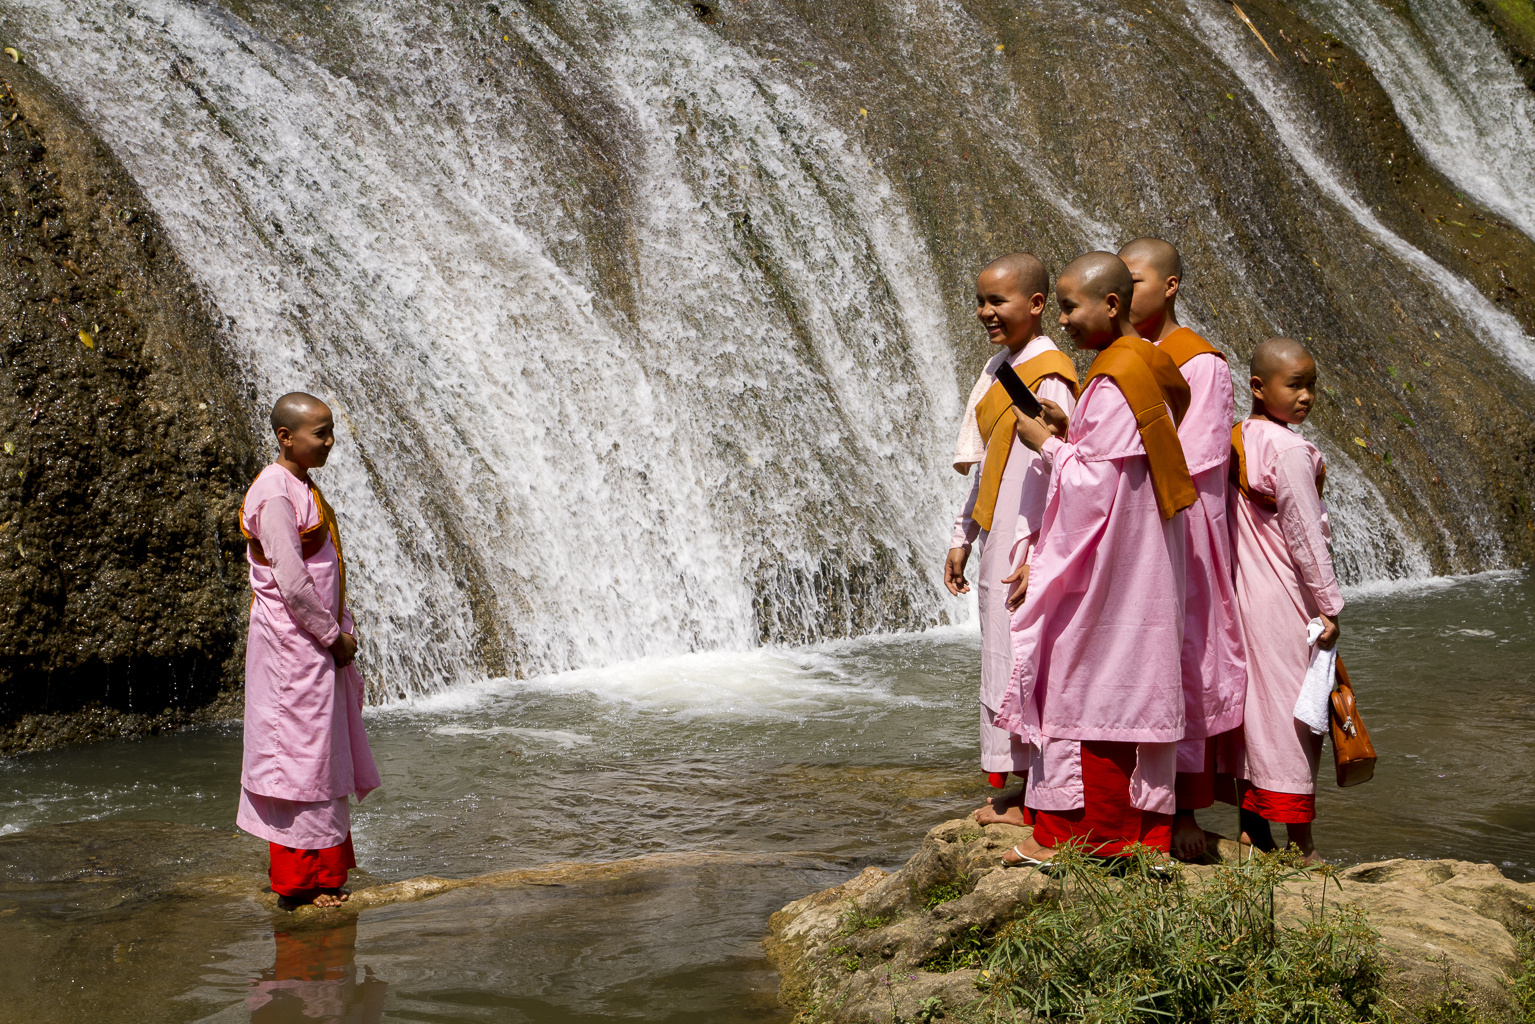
[{"left": 2, "top": 571, "right": 1531, "bottom": 1022}]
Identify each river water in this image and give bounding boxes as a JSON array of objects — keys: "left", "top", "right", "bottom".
[{"left": 2, "top": 569, "right": 1531, "bottom": 1021}]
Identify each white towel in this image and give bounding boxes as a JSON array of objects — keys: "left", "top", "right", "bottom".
[
  {"left": 952, "top": 351, "right": 1008, "bottom": 470},
  {"left": 1292, "top": 618, "right": 1336, "bottom": 735}
]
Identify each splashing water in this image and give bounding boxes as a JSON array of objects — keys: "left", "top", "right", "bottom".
[
  {"left": 0, "top": 0, "right": 1516, "bottom": 697},
  {"left": 0, "top": 0, "right": 965, "bottom": 694}
]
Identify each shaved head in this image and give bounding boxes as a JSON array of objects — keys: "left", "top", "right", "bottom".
[
  {"left": 1117, "top": 237, "right": 1182, "bottom": 280},
  {"left": 1057, "top": 251, "right": 1135, "bottom": 306},
  {"left": 1250, "top": 337, "right": 1313, "bottom": 381},
  {"left": 271, "top": 392, "right": 331, "bottom": 435},
  {"left": 980, "top": 252, "right": 1049, "bottom": 298}
]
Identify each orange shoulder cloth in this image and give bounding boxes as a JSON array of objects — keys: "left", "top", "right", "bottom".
[
  {"left": 1157, "top": 326, "right": 1224, "bottom": 368},
  {"left": 1228, "top": 422, "right": 1326, "bottom": 510},
  {"left": 971, "top": 350, "right": 1081, "bottom": 533},
  {"left": 239, "top": 476, "right": 349, "bottom": 625},
  {"left": 1083, "top": 337, "right": 1196, "bottom": 520}
]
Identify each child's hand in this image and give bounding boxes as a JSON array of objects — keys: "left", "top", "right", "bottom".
[
  {"left": 1038, "top": 398, "right": 1070, "bottom": 438},
  {"left": 944, "top": 547, "right": 971, "bottom": 596},
  {"left": 1013, "top": 408, "right": 1053, "bottom": 452},
  {"left": 1316, "top": 614, "right": 1340, "bottom": 650},
  {"left": 331, "top": 632, "right": 358, "bottom": 667},
  {"left": 1003, "top": 563, "right": 1030, "bottom": 611}
]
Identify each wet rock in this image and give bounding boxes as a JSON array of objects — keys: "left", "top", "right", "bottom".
[
  {"left": 0, "top": 65, "right": 259, "bottom": 748},
  {"left": 765, "top": 818, "right": 1535, "bottom": 1022}
]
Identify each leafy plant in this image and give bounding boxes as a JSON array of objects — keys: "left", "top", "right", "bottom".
[{"left": 921, "top": 878, "right": 970, "bottom": 910}]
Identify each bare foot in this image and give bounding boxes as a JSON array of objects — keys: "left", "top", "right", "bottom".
[
  {"left": 1300, "top": 849, "right": 1326, "bottom": 867},
  {"left": 974, "top": 793, "right": 1031, "bottom": 827},
  {"left": 314, "top": 888, "right": 351, "bottom": 908},
  {"left": 1001, "top": 835, "right": 1057, "bottom": 866},
  {"left": 275, "top": 888, "right": 351, "bottom": 911},
  {"left": 1170, "top": 812, "right": 1209, "bottom": 862}
]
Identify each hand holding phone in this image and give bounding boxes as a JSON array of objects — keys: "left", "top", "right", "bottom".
[{"left": 994, "top": 361, "right": 1043, "bottom": 419}]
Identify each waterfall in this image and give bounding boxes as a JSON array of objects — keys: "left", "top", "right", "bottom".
[
  {"left": 1289, "top": 0, "right": 1535, "bottom": 243},
  {"left": 0, "top": 0, "right": 963, "bottom": 694},
  {"left": 2, "top": 0, "right": 1525, "bottom": 696}
]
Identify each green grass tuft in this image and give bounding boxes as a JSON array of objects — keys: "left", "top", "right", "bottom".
[{"left": 979, "top": 842, "right": 1388, "bottom": 1023}]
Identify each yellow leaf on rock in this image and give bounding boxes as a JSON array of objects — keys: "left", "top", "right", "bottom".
[
  {"left": 78, "top": 330, "right": 95, "bottom": 349},
  {"left": 995, "top": 43, "right": 1005, "bottom": 51},
  {"left": 1354, "top": 437, "right": 1369, "bottom": 447},
  {"left": 3, "top": 48, "right": 19, "bottom": 64}
]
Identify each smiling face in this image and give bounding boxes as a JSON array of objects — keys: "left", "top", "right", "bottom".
[
  {"left": 975, "top": 266, "right": 1045, "bottom": 352},
  {"left": 1054, "top": 271, "right": 1122, "bottom": 351},
  {"left": 276, "top": 401, "right": 336, "bottom": 470},
  {"left": 1252, "top": 354, "right": 1318, "bottom": 425}
]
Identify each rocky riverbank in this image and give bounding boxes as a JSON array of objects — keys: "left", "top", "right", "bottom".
[
  {"left": 0, "top": 61, "right": 257, "bottom": 750},
  {"left": 767, "top": 819, "right": 1535, "bottom": 1022}
]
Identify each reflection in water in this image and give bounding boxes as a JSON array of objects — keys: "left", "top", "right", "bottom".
[{"left": 248, "top": 923, "right": 386, "bottom": 1024}]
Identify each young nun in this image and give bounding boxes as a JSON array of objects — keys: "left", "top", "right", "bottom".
[
  {"left": 1119, "top": 237, "right": 1247, "bottom": 862},
  {"left": 946, "top": 253, "right": 1080, "bottom": 827},
  {"left": 995, "top": 252, "right": 1197, "bottom": 864},
  {"left": 237, "top": 393, "right": 380, "bottom": 909},
  {"left": 1229, "top": 338, "right": 1342, "bottom": 865}
]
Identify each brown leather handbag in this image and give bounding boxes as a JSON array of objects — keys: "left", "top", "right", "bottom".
[{"left": 1330, "top": 658, "right": 1376, "bottom": 787}]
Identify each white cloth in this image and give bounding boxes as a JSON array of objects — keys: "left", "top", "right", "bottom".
[{"left": 1292, "top": 618, "right": 1336, "bottom": 735}]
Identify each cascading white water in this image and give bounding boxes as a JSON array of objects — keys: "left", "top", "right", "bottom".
[
  {"left": 0, "top": 0, "right": 972, "bottom": 694},
  {"left": 1, "top": 0, "right": 1517, "bottom": 697},
  {"left": 1289, "top": 0, "right": 1535, "bottom": 243}
]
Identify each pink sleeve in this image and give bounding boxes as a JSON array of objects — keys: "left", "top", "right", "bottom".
[
  {"left": 1272, "top": 449, "right": 1344, "bottom": 617},
  {"left": 951, "top": 468, "right": 981, "bottom": 550},
  {"left": 256, "top": 497, "right": 343, "bottom": 647}
]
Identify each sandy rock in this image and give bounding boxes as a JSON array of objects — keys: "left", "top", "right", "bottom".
[{"left": 765, "top": 818, "right": 1535, "bottom": 1022}]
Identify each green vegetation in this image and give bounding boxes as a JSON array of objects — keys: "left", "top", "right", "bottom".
[
  {"left": 975, "top": 844, "right": 1387, "bottom": 1023},
  {"left": 839, "top": 903, "right": 893, "bottom": 936},
  {"left": 921, "top": 878, "right": 971, "bottom": 910},
  {"left": 1515, "top": 936, "right": 1535, "bottom": 1022}
]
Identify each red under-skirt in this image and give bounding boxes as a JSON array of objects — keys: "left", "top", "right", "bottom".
[
  {"left": 1175, "top": 733, "right": 1239, "bottom": 811},
  {"left": 1238, "top": 781, "right": 1316, "bottom": 824},
  {"left": 268, "top": 834, "right": 356, "bottom": 895},
  {"left": 1031, "top": 741, "right": 1173, "bottom": 856}
]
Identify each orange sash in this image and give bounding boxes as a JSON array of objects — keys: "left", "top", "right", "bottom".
[
  {"left": 971, "top": 350, "right": 1081, "bottom": 532},
  {"left": 1229, "top": 422, "right": 1325, "bottom": 510},
  {"left": 1083, "top": 337, "right": 1196, "bottom": 520},
  {"left": 240, "top": 476, "right": 349, "bottom": 625},
  {"left": 1157, "top": 326, "right": 1224, "bottom": 368}
]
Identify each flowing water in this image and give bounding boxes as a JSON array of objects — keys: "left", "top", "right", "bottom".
[
  {"left": 3, "top": 0, "right": 1532, "bottom": 697},
  {"left": 2, "top": 570, "right": 1532, "bottom": 1021}
]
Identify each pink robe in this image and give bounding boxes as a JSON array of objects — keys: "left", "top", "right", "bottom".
[
  {"left": 998, "top": 374, "right": 1187, "bottom": 815},
  {"left": 236, "top": 464, "right": 379, "bottom": 850},
  {"left": 1158, "top": 347, "right": 1247, "bottom": 773},
  {"left": 1229, "top": 420, "right": 1344, "bottom": 795},
  {"left": 951, "top": 338, "right": 1078, "bottom": 773}
]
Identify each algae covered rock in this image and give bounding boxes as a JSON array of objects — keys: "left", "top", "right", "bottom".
[{"left": 0, "top": 63, "right": 258, "bottom": 748}]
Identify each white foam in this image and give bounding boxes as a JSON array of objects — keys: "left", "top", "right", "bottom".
[
  {"left": 1341, "top": 567, "right": 1522, "bottom": 601},
  {"left": 430, "top": 726, "right": 595, "bottom": 749}
]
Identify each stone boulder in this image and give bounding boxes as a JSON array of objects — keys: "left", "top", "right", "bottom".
[
  {"left": 765, "top": 819, "right": 1535, "bottom": 1022},
  {"left": 0, "top": 63, "right": 259, "bottom": 751}
]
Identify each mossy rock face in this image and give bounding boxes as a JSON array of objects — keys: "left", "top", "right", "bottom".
[
  {"left": 766, "top": 819, "right": 1535, "bottom": 1023},
  {"left": 0, "top": 65, "right": 259, "bottom": 746}
]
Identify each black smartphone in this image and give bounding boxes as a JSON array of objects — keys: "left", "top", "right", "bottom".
[{"left": 994, "top": 361, "right": 1043, "bottom": 419}]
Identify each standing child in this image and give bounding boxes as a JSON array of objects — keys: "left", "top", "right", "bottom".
[
  {"left": 996, "top": 252, "right": 1197, "bottom": 864},
  {"left": 1229, "top": 338, "right": 1342, "bottom": 864},
  {"left": 237, "top": 392, "right": 380, "bottom": 909},
  {"left": 1119, "top": 237, "right": 1247, "bottom": 862},
  {"left": 946, "top": 253, "right": 1079, "bottom": 827}
]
